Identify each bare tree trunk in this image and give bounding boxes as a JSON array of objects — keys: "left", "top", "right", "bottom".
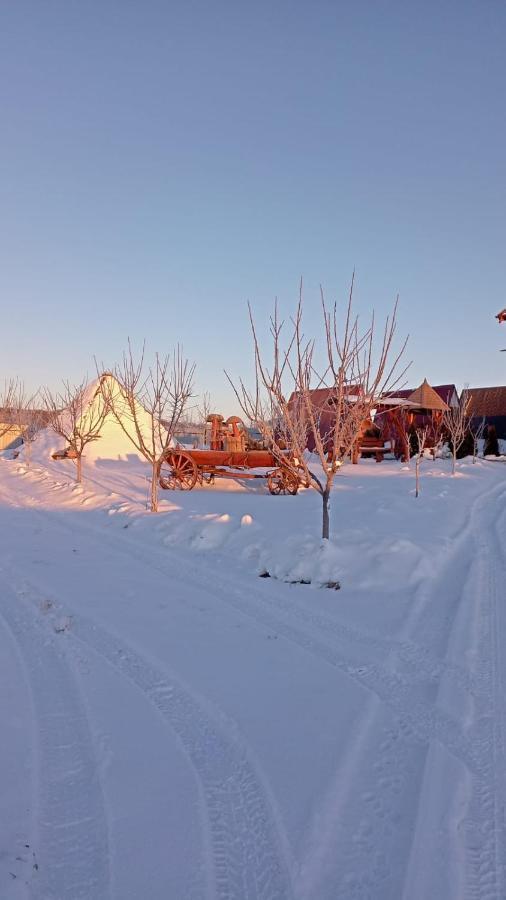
[
  {"left": 415, "top": 458, "right": 420, "bottom": 498},
  {"left": 150, "top": 463, "right": 159, "bottom": 513},
  {"left": 76, "top": 454, "right": 82, "bottom": 484},
  {"left": 322, "top": 488, "right": 330, "bottom": 540},
  {"left": 452, "top": 448, "right": 456, "bottom": 475}
]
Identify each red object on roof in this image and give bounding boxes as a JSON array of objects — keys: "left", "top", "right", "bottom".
[{"left": 496, "top": 308, "right": 506, "bottom": 323}]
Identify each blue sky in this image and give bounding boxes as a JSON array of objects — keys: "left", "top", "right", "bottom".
[{"left": 1, "top": 1, "right": 505, "bottom": 408}]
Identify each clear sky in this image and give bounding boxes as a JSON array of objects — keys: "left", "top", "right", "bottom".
[{"left": 1, "top": 1, "right": 505, "bottom": 409}]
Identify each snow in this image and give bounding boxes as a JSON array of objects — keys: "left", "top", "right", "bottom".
[{"left": 1, "top": 447, "right": 506, "bottom": 899}]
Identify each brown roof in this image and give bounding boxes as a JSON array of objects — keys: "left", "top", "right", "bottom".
[
  {"left": 467, "top": 386, "right": 506, "bottom": 418},
  {"left": 384, "top": 383, "right": 457, "bottom": 405},
  {"left": 407, "top": 379, "right": 449, "bottom": 412},
  {"left": 289, "top": 385, "right": 362, "bottom": 409}
]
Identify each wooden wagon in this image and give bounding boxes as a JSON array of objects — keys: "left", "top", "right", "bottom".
[
  {"left": 158, "top": 413, "right": 304, "bottom": 494},
  {"left": 159, "top": 448, "right": 303, "bottom": 494}
]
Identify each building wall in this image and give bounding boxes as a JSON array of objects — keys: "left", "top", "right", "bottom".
[
  {"left": 478, "top": 416, "right": 506, "bottom": 440},
  {"left": 0, "top": 424, "right": 22, "bottom": 451}
]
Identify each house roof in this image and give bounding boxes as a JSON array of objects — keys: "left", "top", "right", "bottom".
[
  {"left": 388, "top": 383, "right": 457, "bottom": 406},
  {"left": 289, "top": 385, "right": 362, "bottom": 409},
  {"left": 407, "top": 379, "right": 449, "bottom": 412},
  {"left": 467, "top": 386, "right": 506, "bottom": 418}
]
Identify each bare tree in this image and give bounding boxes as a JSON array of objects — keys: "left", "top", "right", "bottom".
[
  {"left": 414, "top": 426, "right": 428, "bottom": 498},
  {"left": 468, "top": 414, "right": 486, "bottom": 463},
  {"left": 228, "top": 278, "right": 408, "bottom": 540},
  {"left": 0, "top": 379, "right": 22, "bottom": 446},
  {"left": 442, "top": 388, "right": 471, "bottom": 475},
  {"left": 44, "top": 379, "right": 109, "bottom": 483},
  {"left": 101, "top": 344, "right": 195, "bottom": 512},
  {"left": 0, "top": 380, "right": 44, "bottom": 462},
  {"left": 10, "top": 392, "right": 46, "bottom": 467},
  {"left": 182, "top": 390, "right": 212, "bottom": 448},
  {"left": 197, "top": 391, "right": 212, "bottom": 427},
  {"left": 383, "top": 404, "right": 412, "bottom": 462}
]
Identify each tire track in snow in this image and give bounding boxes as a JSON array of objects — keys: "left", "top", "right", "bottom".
[
  {"left": 12, "top": 580, "right": 294, "bottom": 900},
  {"left": 70, "top": 619, "right": 294, "bottom": 900},
  {"left": 0, "top": 582, "right": 111, "bottom": 900},
  {"left": 399, "top": 481, "right": 506, "bottom": 900},
  {"left": 463, "top": 486, "right": 506, "bottom": 900},
  {"left": 295, "top": 531, "right": 477, "bottom": 898},
  {"left": 292, "top": 478, "right": 506, "bottom": 899}
]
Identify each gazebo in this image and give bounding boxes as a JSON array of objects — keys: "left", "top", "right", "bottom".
[{"left": 377, "top": 379, "right": 449, "bottom": 461}]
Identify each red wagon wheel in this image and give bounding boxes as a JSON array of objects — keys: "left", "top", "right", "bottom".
[
  {"left": 267, "top": 467, "right": 300, "bottom": 496},
  {"left": 159, "top": 450, "right": 198, "bottom": 490}
]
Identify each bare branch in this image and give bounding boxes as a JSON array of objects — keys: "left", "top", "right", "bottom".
[
  {"left": 228, "top": 279, "right": 408, "bottom": 539},
  {"left": 101, "top": 344, "right": 196, "bottom": 511},
  {"left": 43, "top": 378, "right": 109, "bottom": 483},
  {"left": 442, "top": 387, "right": 471, "bottom": 474}
]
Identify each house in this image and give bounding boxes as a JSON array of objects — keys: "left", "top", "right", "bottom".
[
  {"left": 375, "top": 379, "right": 450, "bottom": 460},
  {"left": 467, "top": 386, "right": 506, "bottom": 439},
  {"left": 287, "top": 385, "right": 364, "bottom": 454}
]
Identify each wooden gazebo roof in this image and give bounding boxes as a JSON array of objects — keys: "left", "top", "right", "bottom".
[{"left": 407, "top": 379, "right": 449, "bottom": 412}]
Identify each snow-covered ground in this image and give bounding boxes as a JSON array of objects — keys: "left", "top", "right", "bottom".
[{"left": 1, "top": 446, "right": 506, "bottom": 899}]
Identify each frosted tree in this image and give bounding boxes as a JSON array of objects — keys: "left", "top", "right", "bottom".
[
  {"left": 468, "top": 415, "right": 486, "bottom": 463},
  {"left": 10, "top": 392, "right": 46, "bottom": 467},
  {"left": 1, "top": 380, "right": 44, "bottom": 463},
  {"left": 228, "top": 278, "right": 408, "bottom": 540},
  {"left": 44, "top": 379, "right": 109, "bottom": 483},
  {"left": 102, "top": 344, "right": 195, "bottom": 512},
  {"left": 0, "top": 379, "right": 21, "bottom": 445},
  {"left": 442, "top": 388, "right": 471, "bottom": 475}
]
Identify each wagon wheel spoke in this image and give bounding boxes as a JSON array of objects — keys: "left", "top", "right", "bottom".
[
  {"left": 159, "top": 451, "right": 198, "bottom": 490},
  {"left": 285, "top": 471, "right": 300, "bottom": 495},
  {"left": 267, "top": 470, "right": 283, "bottom": 495},
  {"left": 267, "top": 467, "right": 300, "bottom": 496}
]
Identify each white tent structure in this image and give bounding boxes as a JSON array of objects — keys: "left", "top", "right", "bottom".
[{"left": 28, "top": 374, "right": 164, "bottom": 465}]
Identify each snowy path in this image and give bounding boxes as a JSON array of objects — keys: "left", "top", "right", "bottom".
[
  {"left": 1, "top": 459, "right": 506, "bottom": 898},
  {"left": 0, "top": 583, "right": 110, "bottom": 900}
]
